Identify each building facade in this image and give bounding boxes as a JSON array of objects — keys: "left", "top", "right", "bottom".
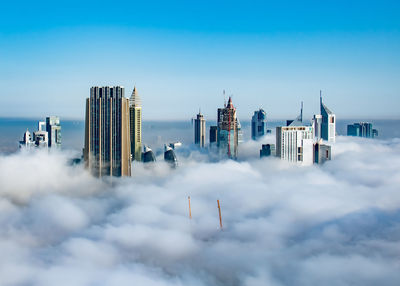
[
  {"left": 276, "top": 126, "right": 314, "bottom": 165},
  {"left": 129, "top": 86, "right": 142, "bottom": 161},
  {"left": 84, "top": 86, "right": 131, "bottom": 177},
  {"left": 217, "top": 97, "right": 239, "bottom": 159},
  {"left": 194, "top": 112, "right": 206, "bottom": 147},
  {"left": 251, "top": 109, "right": 267, "bottom": 140}
]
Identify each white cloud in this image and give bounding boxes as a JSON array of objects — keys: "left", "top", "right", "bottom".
[{"left": 0, "top": 136, "right": 400, "bottom": 285}]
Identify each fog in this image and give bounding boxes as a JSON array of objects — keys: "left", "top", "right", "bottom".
[{"left": 0, "top": 136, "right": 400, "bottom": 285}]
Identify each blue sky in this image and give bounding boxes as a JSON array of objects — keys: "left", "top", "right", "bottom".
[{"left": 0, "top": 0, "right": 399, "bottom": 120}]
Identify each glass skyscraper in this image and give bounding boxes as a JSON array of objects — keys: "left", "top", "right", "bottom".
[
  {"left": 84, "top": 86, "right": 131, "bottom": 177},
  {"left": 251, "top": 109, "right": 267, "bottom": 140}
]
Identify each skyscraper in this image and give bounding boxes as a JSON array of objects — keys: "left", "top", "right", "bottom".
[
  {"left": 217, "top": 97, "right": 239, "bottom": 159},
  {"left": 164, "top": 145, "right": 178, "bottom": 168},
  {"left": 84, "top": 86, "right": 131, "bottom": 177},
  {"left": 276, "top": 126, "right": 314, "bottom": 165},
  {"left": 129, "top": 86, "right": 142, "bottom": 161},
  {"left": 320, "top": 92, "right": 336, "bottom": 142},
  {"left": 251, "top": 109, "right": 267, "bottom": 140},
  {"left": 46, "top": 116, "right": 61, "bottom": 148},
  {"left": 194, "top": 111, "right": 206, "bottom": 147}
]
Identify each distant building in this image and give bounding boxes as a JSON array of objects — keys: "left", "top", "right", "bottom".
[
  {"left": 251, "top": 109, "right": 267, "bottom": 140},
  {"left": 19, "top": 130, "right": 34, "bottom": 148},
  {"left": 84, "top": 86, "right": 131, "bottom": 177},
  {"left": 129, "top": 86, "right": 142, "bottom": 162},
  {"left": 194, "top": 111, "right": 206, "bottom": 147},
  {"left": 276, "top": 126, "right": 314, "bottom": 166},
  {"left": 260, "top": 144, "right": 275, "bottom": 158},
  {"left": 46, "top": 116, "right": 61, "bottom": 148},
  {"left": 320, "top": 92, "right": 336, "bottom": 142},
  {"left": 314, "top": 140, "right": 332, "bottom": 164},
  {"left": 209, "top": 126, "right": 218, "bottom": 146},
  {"left": 217, "top": 97, "right": 239, "bottom": 159},
  {"left": 347, "top": 122, "right": 378, "bottom": 138},
  {"left": 164, "top": 145, "right": 178, "bottom": 167},
  {"left": 142, "top": 146, "right": 156, "bottom": 163},
  {"left": 19, "top": 117, "right": 61, "bottom": 149},
  {"left": 33, "top": 129, "right": 48, "bottom": 148}
]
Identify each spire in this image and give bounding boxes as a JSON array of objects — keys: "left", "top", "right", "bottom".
[
  {"left": 223, "top": 90, "right": 226, "bottom": 107},
  {"left": 300, "top": 101, "right": 303, "bottom": 122},
  {"left": 320, "top": 90, "right": 322, "bottom": 113},
  {"left": 129, "top": 85, "right": 141, "bottom": 106},
  {"left": 227, "top": 96, "right": 233, "bottom": 108}
]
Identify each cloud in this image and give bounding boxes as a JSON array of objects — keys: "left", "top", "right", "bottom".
[{"left": 0, "top": 136, "right": 400, "bottom": 285}]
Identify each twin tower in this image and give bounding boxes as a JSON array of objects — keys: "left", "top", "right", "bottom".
[{"left": 83, "top": 86, "right": 141, "bottom": 177}]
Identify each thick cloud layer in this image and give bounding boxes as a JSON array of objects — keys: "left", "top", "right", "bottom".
[{"left": 0, "top": 136, "right": 400, "bottom": 286}]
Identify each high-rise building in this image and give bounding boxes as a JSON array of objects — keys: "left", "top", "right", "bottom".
[
  {"left": 194, "top": 111, "right": 206, "bottom": 147},
  {"left": 84, "top": 86, "right": 131, "bottom": 177},
  {"left": 276, "top": 126, "right": 314, "bottom": 165},
  {"left": 320, "top": 92, "right": 336, "bottom": 142},
  {"left": 33, "top": 121, "right": 48, "bottom": 148},
  {"left": 19, "top": 130, "right": 33, "bottom": 148},
  {"left": 347, "top": 122, "right": 378, "bottom": 138},
  {"left": 314, "top": 140, "right": 332, "bottom": 164},
  {"left": 209, "top": 125, "right": 218, "bottom": 148},
  {"left": 260, "top": 144, "right": 275, "bottom": 158},
  {"left": 129, "top": 86, "right": 142, "bottom": 161},
  {"left": 251, "top": 109, "right": 267, "bottom": 140},
  {"left": 46, "top": 116, "right": 61, "bottom": 148},
  {"left": 164, "top": 145, "right": 178, "bottom": 168},
  {"left": 217, "top": 97, "right": 239, "bottom": 159},
  {"left": 143, "top": 146, "right": 156, "bottom": 163}
]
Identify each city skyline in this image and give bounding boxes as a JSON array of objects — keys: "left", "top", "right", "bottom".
[{"left": 1, "top": 1, "right": 399, "bottom": 120}]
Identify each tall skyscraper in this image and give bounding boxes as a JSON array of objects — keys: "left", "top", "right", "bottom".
[
  {"left": 46, "top": 116, "right": 61, "bottom": 148},
  {"left": 251, "top": 109, "right": 267, "bottom": 140},
  {"left": 276, "top": 126, "right": 314, "bottom": 165},
  {"left": 84, "top": 86, "right": 131, "bottom": 177},
  {"left": 129, "top": 86, "right": 142, "bottom": 161},
  {"left": 194, "top": 111, "right": 206, "bottom": 147},
  {"left": 217, "top": 97, "right": 239, "bottom": 159},
  {"left": 320, "top": 92, "right": 336, "bottom": 142}
]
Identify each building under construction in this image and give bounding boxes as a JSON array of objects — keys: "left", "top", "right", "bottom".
[{"left": 217, "top": 97, "right": 239, "bottom": 159}]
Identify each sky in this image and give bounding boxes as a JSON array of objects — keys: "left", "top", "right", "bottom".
[
  {"left": 0, "top": 0, "right": 399, "bottom": 120},
  {"left": 1, "top": 136, "right": 400, "bottom": 285}
]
